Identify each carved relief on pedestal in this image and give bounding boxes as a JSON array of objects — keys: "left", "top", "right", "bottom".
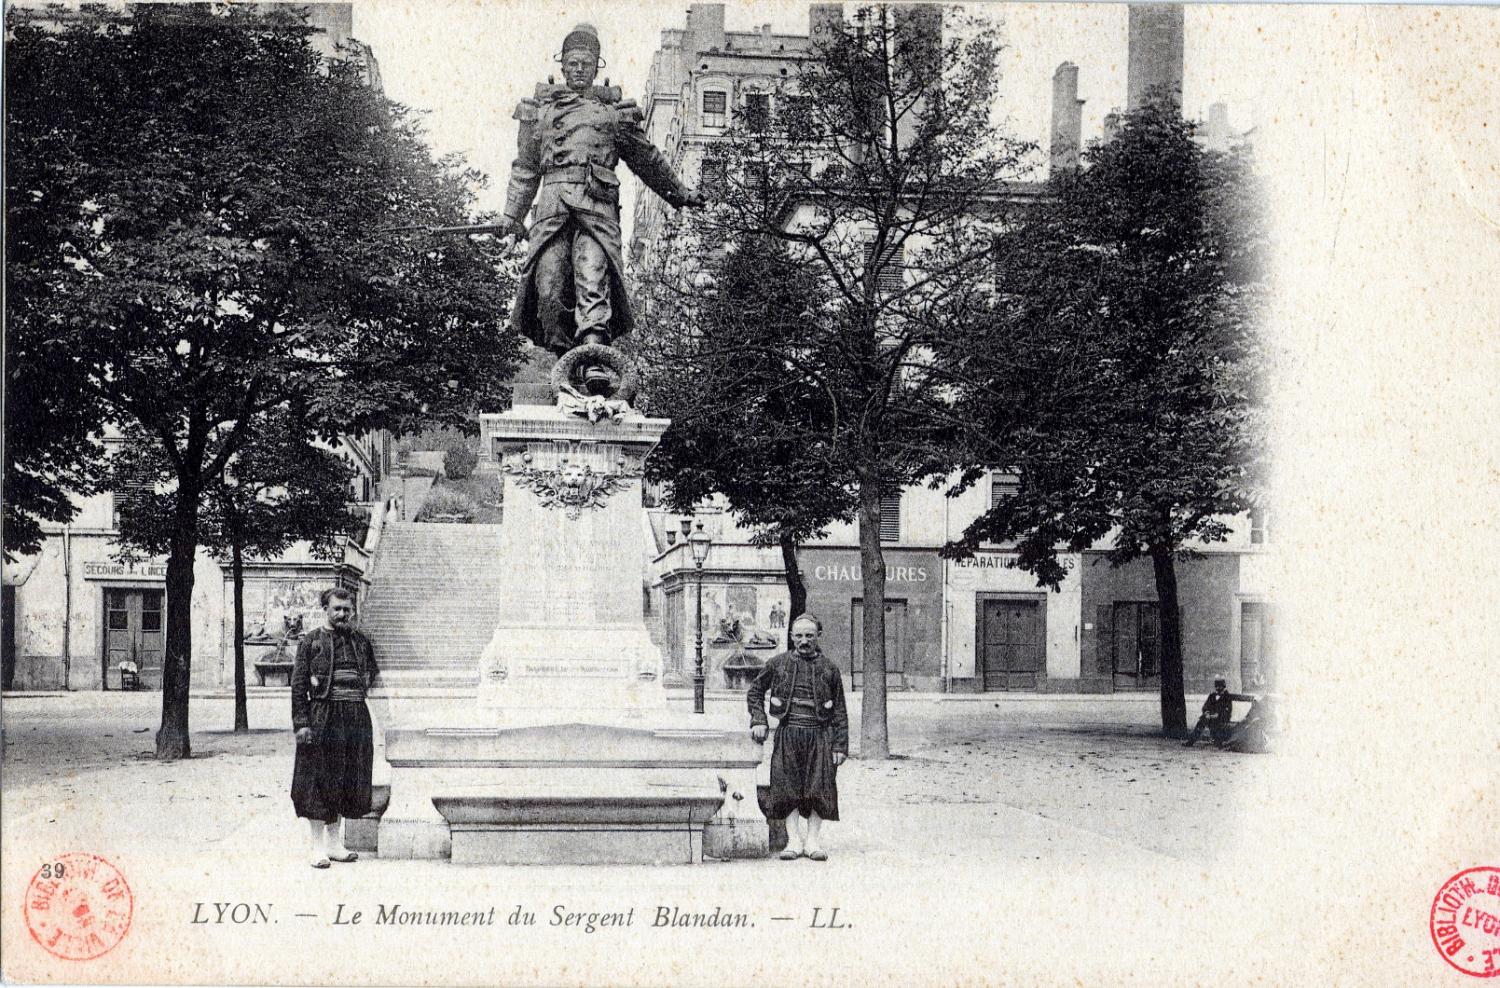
[{"left": 498, "top": 438, "right": 645, "bottom": 519}]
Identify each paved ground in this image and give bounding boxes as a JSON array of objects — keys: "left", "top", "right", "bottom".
[
  {"left": 1, "top": 690, "right": 1270, "bottom": 866},
  {"left": 0, "top": 690, "right": 1281, "bottom": 986}
]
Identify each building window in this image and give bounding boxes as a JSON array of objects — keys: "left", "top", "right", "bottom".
[
  {"left": 361, "top": 475, "right": 371, "bottom": 502},
  {"left": 699, "top": 157, "right": 727, "bottom": 193},
  {"left": 1249, "top": 507, "right": 1269, "bottom": 545},
  {"left": 879, "top": 488, "right": 901, "bottom": 542},
  {"left": 743, "top": 161, "right": 769, "bottom": 188},
  {"left": 990, "top": 472, "right": 1019, "bottom": 509},
  {"left": 111, "top": 481, "right": 151, "bottom": 530},
  {"left": 863, "top": 240, "right": 906, "bottom": 294},
  {"left": 744, "top": 91, "right": 771, "bottom": 132},
  {"left": 701, "top": 90, "right": 727, "bottom": 128},
  {"left": 780, "top": 93, "right": 815, "bottom": 139}
]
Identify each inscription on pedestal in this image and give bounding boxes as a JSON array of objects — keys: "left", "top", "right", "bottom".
[{"left": 516, "top": 658, "right": 628, "bottom": 678}]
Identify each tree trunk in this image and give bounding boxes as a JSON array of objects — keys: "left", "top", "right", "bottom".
[
  {"left": 232, "top": 530, "right": 248, "bottom": 733},
  {"left": 855, "top": 473, "right": 890, "bottom": 759},
  {"left": 778, "top": 530, "right": 808, "bottom": 650},
  {"left": 156, "top": 499, "right": 199, "bottom": 760},
  {"left": 1150, "top": 545, "right": 1188, "bottom": 736}
]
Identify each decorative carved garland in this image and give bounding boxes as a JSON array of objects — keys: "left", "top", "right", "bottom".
[{"left": 511, "top": 462, "right": 629, "bottom": 520}]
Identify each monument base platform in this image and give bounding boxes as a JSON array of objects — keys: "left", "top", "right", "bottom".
[
  {"left": 378, "top": 715, "right": 768, "bottom": 863},
  {"left": 435, "top": 788, "right": 725, "bottom": 865}
]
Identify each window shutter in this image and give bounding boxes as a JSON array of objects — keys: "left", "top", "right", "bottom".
[
  {"left": 862, "top": 241, "right": 905, "bottom": 294},
  {"left": 1249, "top": 508, "right": 1268, "bottom": 545},
  {"left": 701, "top": 90, "right": 727, "bottom": 128},
  {"left": 879, "top": 488, "right": 901, "bottom": 542},
  {"left": 744, "top": 92, "right": 770, "bottom": 132},
  {"left": 989, "top": 474, "right": 1019, "bottom": 509},
  {"left": 699, "top": 158, "right": 726, "bottom": 193}
]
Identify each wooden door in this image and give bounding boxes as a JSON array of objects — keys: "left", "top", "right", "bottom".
[
  {"left": 105, "top": 588, "right": 165, "bottom": 689},
  {"left": 1111, "top": 601, "right": 1162, "bottom": 690},
  {"left": 979, "top": 597, "right": 1042, "bottom": 691},
  {"left": 1240, "top": 602, "right": 1272, "bottom": 690},
  {"left": 850, "top": 598, "right": 907, "bottom": 691}
]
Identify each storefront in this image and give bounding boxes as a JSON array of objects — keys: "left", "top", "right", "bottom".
[
  {"left": 800, "top": 547, "right": 944, "bottom": 692},
  {"left": 944, "top": 551, "right": 1086, "bottom": 692},
  {"left": 1077, "top": 550, "right": 1250, "bottom": 693},
  {"left": 6, "top": 527, "right": 224, "bottom": 691}
]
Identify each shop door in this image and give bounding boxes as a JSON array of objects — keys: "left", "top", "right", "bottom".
[
  {"left": 105, "top": 588, "right": 165, "bottom": 689},
  {"left": 1240, "top": 602, "right": 1274, "bottom": 690},
  {"left": 1111, "top": 601, "right": 1161, "bottom": 690},
  {"left": 850, "top": 598, "right": 907, "bottom": 691},
  {"left": 979, "top": 597, "right": 1043, "bottom": 691}
]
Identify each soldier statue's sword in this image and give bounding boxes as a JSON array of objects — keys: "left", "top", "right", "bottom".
[{"left": 375, "top": 220, "right": 530, "bottom": 239}]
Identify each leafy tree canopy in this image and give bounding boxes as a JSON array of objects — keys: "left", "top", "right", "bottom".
[
  {"left": 941, "top": 101, "right": 1269, "bottom": 733},
  {"left": 4, "top": 4, "right": 523, "bottom": 756},
  {"left": 946, "top": 101, "right": 1269, "bottom": 583}
]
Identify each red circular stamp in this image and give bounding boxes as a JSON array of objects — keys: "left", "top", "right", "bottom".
[
  {"left": 22, "top": 853, "right": 133, "bottom": 961},
  {"left": 1432, "top": 867, "right": 1500, "bottom": 977}
]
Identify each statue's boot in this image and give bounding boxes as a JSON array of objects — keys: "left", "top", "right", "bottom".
[{"left": 577, "top": 329, "right": 614, "bottom": 395}]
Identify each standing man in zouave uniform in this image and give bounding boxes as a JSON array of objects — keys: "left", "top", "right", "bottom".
[
  {"left": 747, "top": 614, "right": 850, "bottom": 860},
  {"left": 499, "top": 23, "right": 705, "bottom": 389}
]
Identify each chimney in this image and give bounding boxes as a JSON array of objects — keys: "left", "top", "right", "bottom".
[
  {"left": 687, "top": 3, "right": 725, "bottom": 53},
  {"left": 892, "top": 4, "right": 943, "bottom": 148},
  {"left": 809, "top": 4, "right": 843, "bottom": 48},
  {"left": 1126, "top": 4, "right": 1184, "bottom": 111},
  {"left": 1050, "top": 62, "right": 1084, "bottom": 173}
]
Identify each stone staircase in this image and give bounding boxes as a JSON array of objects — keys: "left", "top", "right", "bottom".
[{"left": 359, "top": 522, "right": 507, "bottom": 690}]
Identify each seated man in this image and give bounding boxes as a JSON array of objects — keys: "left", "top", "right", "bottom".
[{"left": 1184, "top": 678, "right": 1252, "bottom": 747}]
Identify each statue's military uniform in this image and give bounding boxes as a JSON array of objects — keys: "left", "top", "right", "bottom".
[{"left": 504, "top": 83, "right": 694, "bottom": 355}]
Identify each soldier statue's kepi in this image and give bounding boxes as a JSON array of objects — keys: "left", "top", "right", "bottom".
[{"left": 501, "top": 23, "right": 704, "bottom": 397}]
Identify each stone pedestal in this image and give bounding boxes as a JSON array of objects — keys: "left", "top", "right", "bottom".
[
  {"left": 377, "top": 403, "right": 768, "bottom": 862},
  {"left": 476, "top": 406, "right": 668, "bottom": 718}
]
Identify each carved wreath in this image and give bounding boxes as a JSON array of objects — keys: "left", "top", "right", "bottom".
[{"left": 512, "top": 462, "right": 628, "bottom": 519}]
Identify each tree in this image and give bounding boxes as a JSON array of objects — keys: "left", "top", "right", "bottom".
[
  {"left": 110, "top": 415, "right": 360, "bottom": 733},
  {"left": 944, "top": 100, "right": 1269, "bottom": 734},
  {"left": 638, "top": 5, "right": 1030, "bottom": 757},
  {"left": 6, "top": 7, "right": 521, "bottom": 758},
  {"left": 638, "top": 231, "right": 851, "bottom": 640}
]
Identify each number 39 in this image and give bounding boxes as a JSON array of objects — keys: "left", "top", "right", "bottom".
[{"left": 40, "top": 862, "right": 66, "bottom": 879}]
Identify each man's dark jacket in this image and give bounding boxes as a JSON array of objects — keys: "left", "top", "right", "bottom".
[
  {"left": 290, "top": 626, "right": 379, "bottom": 732},
  {"left": 747, "top": 650, "right": 850, "bottom": 754},
  {"left": 1200, "top": 689, "right": 1251, "bottom": 726}
]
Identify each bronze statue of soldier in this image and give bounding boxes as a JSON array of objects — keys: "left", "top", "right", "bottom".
[{"left": 499, "top": 23, "right": 705, "bottom": 397}]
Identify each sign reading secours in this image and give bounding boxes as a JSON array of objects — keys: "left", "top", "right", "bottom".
[
  {"left": 813, "top": 564, "right": 929, "bottom": 583},
  {"left": 82, "top": 560, "right": 168, "bottom": 578}
]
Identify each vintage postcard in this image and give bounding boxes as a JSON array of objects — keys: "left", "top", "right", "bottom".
[{"left": 2, "top": 1, "right": 1497, "bottom": 985}]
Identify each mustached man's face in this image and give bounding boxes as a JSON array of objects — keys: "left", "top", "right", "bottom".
[
  {"left": 790, "top": 621, "right": 820, "bottom": 655},
  {"left": 325, "top": 597, "right": 355, "bottom": 628},
  {"left": 562, "top": 49, "right": 599, "bottom": 91}
]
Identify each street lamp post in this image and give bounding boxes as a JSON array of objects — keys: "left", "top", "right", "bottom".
[{"left": 686, "top": 519, "right": 713, "bottom": 714}]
